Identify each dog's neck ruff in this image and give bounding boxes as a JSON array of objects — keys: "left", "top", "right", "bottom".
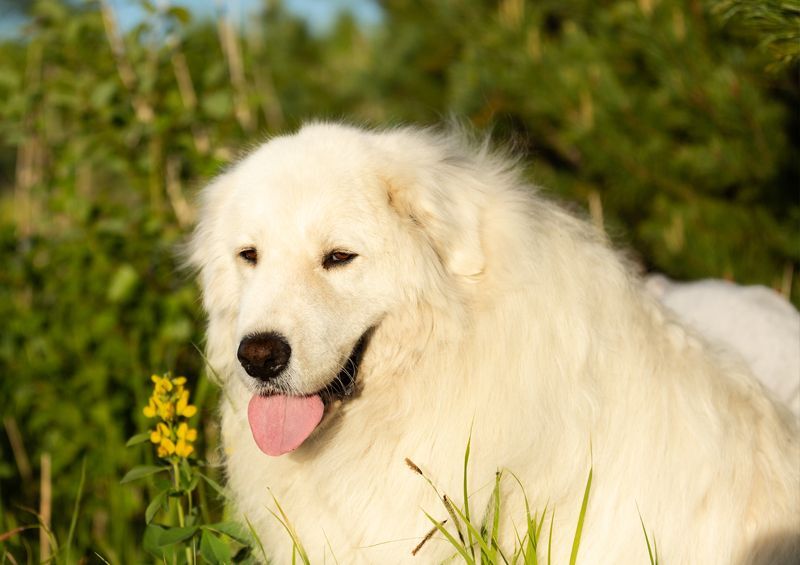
[{"left": 247, "top": 330, "right": 371, "bottom": 456}]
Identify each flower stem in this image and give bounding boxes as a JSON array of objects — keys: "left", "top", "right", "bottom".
[
  {"left": 172, "top": 460, "right": 194, "bottom": 565},
  {"left": 172, "top": 460, "right": 185, "bottom": 526}
]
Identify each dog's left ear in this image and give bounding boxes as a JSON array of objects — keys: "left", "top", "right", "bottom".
[{"left": 384, "top": 166, "right": 485, "bottom": 278}]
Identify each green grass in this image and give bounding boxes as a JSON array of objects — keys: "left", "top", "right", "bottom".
[
  {"left": 266, "top": 437, "right": 657, "bottom": 564},
  {"left": 406, "top": 447, "right": 594, "bottom": 564}
]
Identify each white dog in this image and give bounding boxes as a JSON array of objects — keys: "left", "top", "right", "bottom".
[
  {"left": 190, "top": 123, "right": 799, "bottom": 564},
  {"left": 647, "top": 275, "right": 800, "bottom": 419}
]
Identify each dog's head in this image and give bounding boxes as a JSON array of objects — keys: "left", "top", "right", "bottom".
[{"left": 189, "top": 123, "right": 493, "bottom": 455}]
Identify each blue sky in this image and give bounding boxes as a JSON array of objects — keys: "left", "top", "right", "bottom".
[
  {"left": 0, "top": 0, "right": 383, "bottom": 37},
  {"left": 109, "top": 0, "right": 382, "bottom": 33}
]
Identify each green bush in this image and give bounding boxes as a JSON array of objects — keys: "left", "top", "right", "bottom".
[{"left": 0, "top": 0, "right": 797, "bottom": 561}]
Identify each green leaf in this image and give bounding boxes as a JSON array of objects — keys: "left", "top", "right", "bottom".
[
  {"left": 197, "top": 471, "right": 227, "bottom": 497},
  {"left": 155, "top": 525, "right": 197, "bottom": 547},
  {"left": 107, "top": 264, "right": 139, "bottom": 303},
  {"left": 200, "top": 530, "right": 233, "bottom": 564},
  {"left": 90, "top": 81, "right": 116, "bottom": 110},
  {"left": 145, "top": 490, "right": 168, "bottom": 524},
  {"left": 120, "top": 465, "right": 169, "bottom": 484},
  {"left": 167, "top": 6, "right": 191, "bottom": 24},
  {"left": 143, "top": 524, "right": 165, "bottom": 556},
  {"left": 125, "top": 432, "right": 151, "bottom": 447},
  {"left": 205, "top": 521, "right": 250, "bottom": 545},
  {"left": 202, "top": 90, "right": 232, "bottom": 120},
  {"left": 232, "top": 546, "right": 257, "bottom": 564}
]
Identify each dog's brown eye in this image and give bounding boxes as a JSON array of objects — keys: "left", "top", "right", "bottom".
[
  {"left": 239, "top": 248, "right": 258, "bottom": 265},
  {"left": 323, "top": 251, "right": 357, "bottom": 270}
]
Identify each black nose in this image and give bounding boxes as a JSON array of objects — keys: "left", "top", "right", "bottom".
[{"left": 237, "top": 332, "right": 292, "bottom": 381}]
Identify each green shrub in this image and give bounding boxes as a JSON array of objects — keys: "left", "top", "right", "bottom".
[{"left": 0, "top": 0, "right": 796, "bottom": 561}]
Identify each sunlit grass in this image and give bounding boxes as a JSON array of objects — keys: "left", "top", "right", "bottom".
[{"left": 266, "top": 436, "right": 656, "bottom": 564}]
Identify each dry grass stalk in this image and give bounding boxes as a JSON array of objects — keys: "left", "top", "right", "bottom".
[
  {"left": 39, "top": 453, "right": 52, "bottom": 561},
  {"left": 14, "top": 41, "right": 45, "bottom": 238},
  {"left": 166, "top": 156, "right": 196, "bottom": 228},
  {"left": 245, "top": 27, "right": 285, "bottom": 131},
  {"left": 251, "top": 61, "right": 285, "bottom": 132},
  {"left": 216, "top": 1, "right": 255, "bottom": 133},
  {"left": 780, "top": 262, "right": 794, "bottom": 300},
  {"left": 588, "top": 189, "right": 605, "bottom": 234},
  {"left": 3, "top": 417, "right": 33, "bottom": 485},
  {"left": 405, "top": 458, "right": 423, "bottom": 475},
  {"left": 170, "top": 50, "right": 211, "bottom": 154},
  {"left": 411, "top": 521, "right": 443, "bottom": 556},
  {"left": 100, "top": 0, "right": 154, "bottom": 124}
]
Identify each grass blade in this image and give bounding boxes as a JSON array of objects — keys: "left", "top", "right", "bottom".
[
  {"left": 322, "top": 529, "right": 340, "bottom": 565},
  {"left": 268, "top": 490, "right": 310, "bottom": 565},
  {"left": 488, "top": 470, "right": 502, "bottom": 563},
  {"left": 422, "top": 510, "right": 475, "bottom": 565},
  {"left": 245, "top": 515, "right": 268, "bottom": 564},
  {"left": 442, "top": 495, "right": 467, "bottom": 548},
  {"left": 447, "top": 496, "right": 495, "bottom": 559},
  {"left": 64, "top": 458, "right": 87, "bottom": 563},
  {"left": 568, "top": 467, "right": 593, "bottom": 565},
  {"left": 547, "top": 508, "right": 555, "bottom": 565},
  {"left": 637, "top": 507, "right": 657, "bottom": 565},
  {"left": 463, "top": 428, "right": 475, "bottom": 558},
  {"left": 508, "top": 471, "right": 536, "bottom": 562},
  {"left": 196, "top": 470, "right": 227, "bottom": 498}
]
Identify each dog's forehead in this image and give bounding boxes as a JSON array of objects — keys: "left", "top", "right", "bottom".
[{"left": 225, "top": 131, "right": 386, "bottom": 240}]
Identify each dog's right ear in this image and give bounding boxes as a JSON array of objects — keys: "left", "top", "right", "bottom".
[
  {"left": 385, "top": 173, "right": 485, "bottom": 278},
  {"left": 187, "top": 173, "right": 239, "bottom": 316}
]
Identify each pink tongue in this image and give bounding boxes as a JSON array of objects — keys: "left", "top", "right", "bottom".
[{"left": 247, "top": 394, "right": 324, "bottom": 456}]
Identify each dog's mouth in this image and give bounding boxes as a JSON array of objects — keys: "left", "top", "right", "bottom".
[
  {"left": 247, "top": 329, "right": 372, "bottom": 457},
  {"left": 318, "top": 329, "right": 370, "bottom": 402}
]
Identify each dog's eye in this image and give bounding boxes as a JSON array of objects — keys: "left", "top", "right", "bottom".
[
  {"left": 238, "top": 247, "right": 258, "bottom": 265},
  {"left": 323, "top": 251, "right": 357, "bottom": 270}
]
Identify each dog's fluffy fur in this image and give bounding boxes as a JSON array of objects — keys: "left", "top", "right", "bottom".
[{"left": 190, "top": 123, "right": 799, "bottom": 564}]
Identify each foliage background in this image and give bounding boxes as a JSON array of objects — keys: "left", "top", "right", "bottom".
[{"left": 0, "top": 0, "right": 797, "bottom": 562}]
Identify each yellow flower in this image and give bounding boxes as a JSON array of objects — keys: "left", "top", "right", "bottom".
[
  {"left": 149, "top": 422, "right": 170, "bottom": 444},
  {"left": 157, "top": 437, "right": 176, "bottom": 457},
  {"left": 142, "top": 373, "right": 199, "bottom": 460},
  {"left": 176, "top": 390, "right": 197, "bottom": 418},
  {"left": 176, "top": 422, "right": 197, "bottom": 443},
  {"left": 151, "top": 374, "right": 173, "bottom": 394},
  {"left": 143, "top": 398, "right": 157, "bottom": 418},
  {"left": 175, "top": 439, "right": 194, "bottom": 458},
  {"left": 157, "top": 401, "right": 175, "bottom": 421}
]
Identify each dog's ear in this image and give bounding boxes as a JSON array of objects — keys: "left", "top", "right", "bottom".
[
  {"left": 384, "top": 165, "right": 485, "bottom": 278},
  {"left": 186, "top": 172, "right": 239, "bottom": 316}
]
